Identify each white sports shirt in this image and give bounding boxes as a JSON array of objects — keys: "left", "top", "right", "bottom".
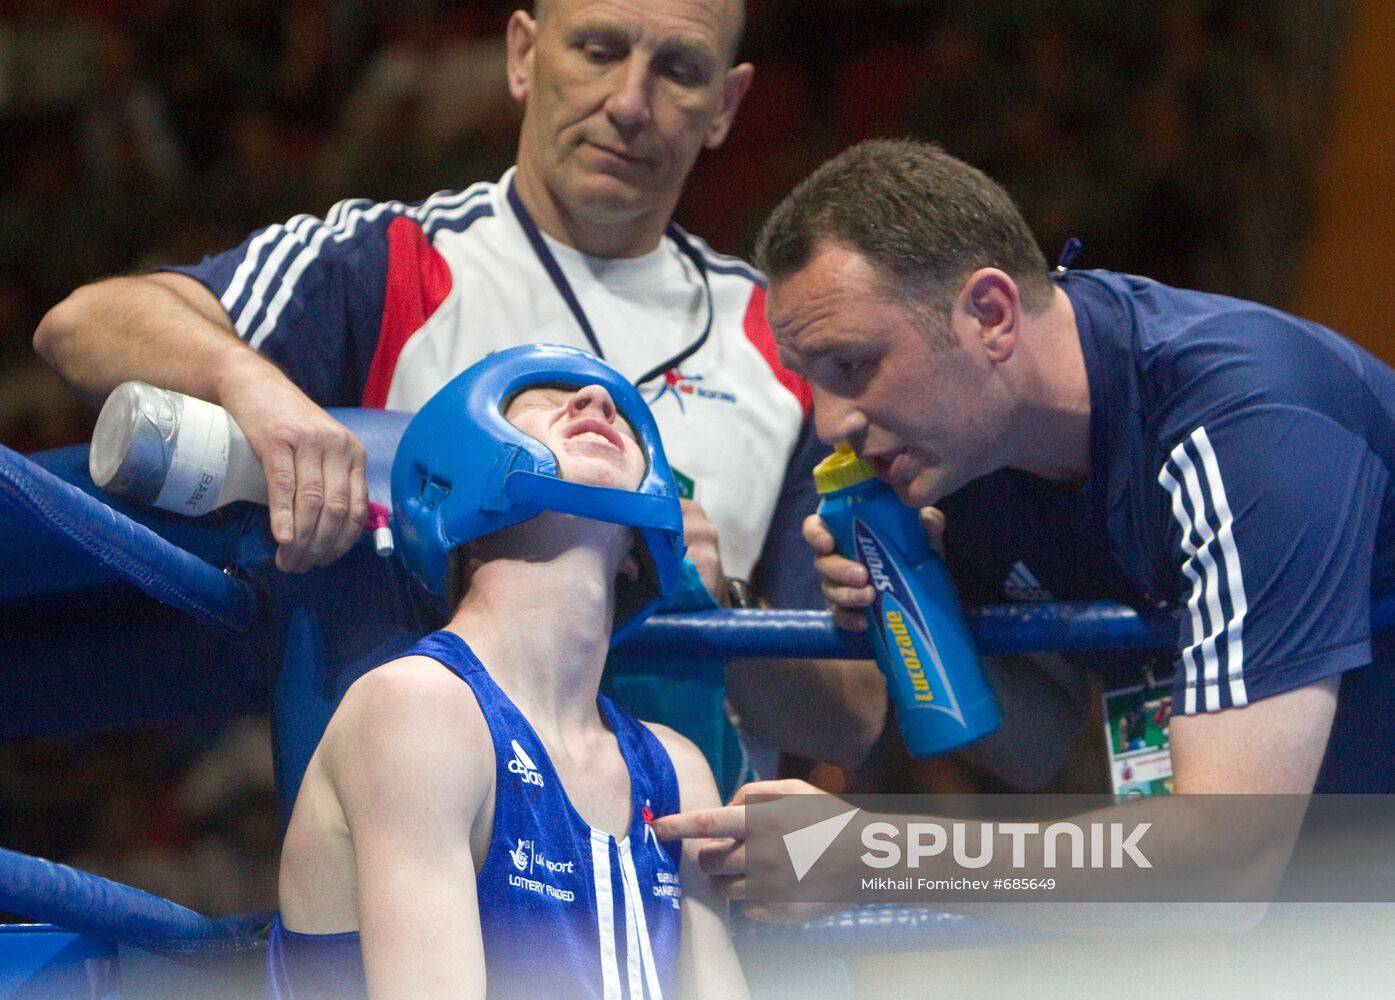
[{"left": 170, "top": 168, "right": 819, "bottom": 587}]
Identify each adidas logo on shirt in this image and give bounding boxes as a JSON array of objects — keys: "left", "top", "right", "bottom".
[
  {"left": 508, "top": 739, "right": 545, "bottom": 787},
  {"left": 1003, "top": 560, "right": 1053, "bottom": 602}
]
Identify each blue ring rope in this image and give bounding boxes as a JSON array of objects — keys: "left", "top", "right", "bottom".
[
  {"left": 0, "top": 443, "right": 255, "bottom": 632},
  {"left": 0, "top": 847, "right": 266, "bottom": 952},
  {"left": 620, "top": 593, "right": 1395, "bottom": 658}
]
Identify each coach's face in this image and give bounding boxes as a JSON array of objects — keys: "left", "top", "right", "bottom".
[
  {"left": 769, "top": 244, "right": 1015, "bottom": 508},
  {"left": 507, "top": 0, "right": 752, "bottom": 255}
]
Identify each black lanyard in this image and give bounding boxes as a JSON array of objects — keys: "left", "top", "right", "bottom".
[{"left": 506, "top": 177, "right": 714, "bottom": 387}]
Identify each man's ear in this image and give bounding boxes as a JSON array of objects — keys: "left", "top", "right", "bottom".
[
  {"left": 505, "top": 9, "right": 538, "bottom": 104},
  {"left": 704, "top": 63, "right": 754, "bottom": 149},
  {"left": 959, "top": 268, "right": 1021, "bottom": 364}
]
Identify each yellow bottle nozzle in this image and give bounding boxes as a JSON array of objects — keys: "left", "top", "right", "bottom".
[{"left": 813, "top": 441, "right": 876, "bottom": 493}]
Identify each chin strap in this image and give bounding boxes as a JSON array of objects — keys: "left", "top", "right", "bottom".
[{"left": 503, "top": 470, "right": 682, "bottom": 535}]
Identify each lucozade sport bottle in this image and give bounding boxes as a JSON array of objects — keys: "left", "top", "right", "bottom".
[{"left": 815, "top": 442, "right": 1001, "bottom": 756}]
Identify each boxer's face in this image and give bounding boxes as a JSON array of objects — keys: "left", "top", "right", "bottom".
[
  {"left": 505, "top": 384, "right": 646, "bottom": 491},
  {"left": 508, "top": 0, "right": 752, "bottom": 254}
]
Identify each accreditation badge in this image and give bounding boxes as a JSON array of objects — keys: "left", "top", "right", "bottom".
[{"left": 1102, "top": 668, "right": 1175, "bottom": 797}]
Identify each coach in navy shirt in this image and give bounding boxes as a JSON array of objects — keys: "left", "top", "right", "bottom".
[{"left": 749, "top": 137, "right": 1395, "bottom": 797}]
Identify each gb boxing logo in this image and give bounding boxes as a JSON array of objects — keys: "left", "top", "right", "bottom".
[
  {"left": 647, "top": 368, "right": 737, "bottom": 415},
  {"left": 642, "top": 799, "right": 668, "bottom": 861},
  {"left": 508, "top": 739, "right": 545, "bottom": 787}
]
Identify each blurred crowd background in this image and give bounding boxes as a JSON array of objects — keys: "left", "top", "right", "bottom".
[{"left": 0, "top": 0, "right": 1371, "bottom": 916}]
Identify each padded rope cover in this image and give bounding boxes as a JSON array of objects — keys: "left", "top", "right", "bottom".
[
  {"left": 614, "top": 596, "right": 1395, "bottom": 658},
  {"left": 0, "top": 846, "right": 265, "bottom": 953},
  {"left": 0, "top": 409, "right": 409, "bottom": 609},
  {"left": 0, "top": 442, "right": 255, "bottom": 631},
  {"left": 614, "top": 604, "right": 1168, "bottom": 658}
]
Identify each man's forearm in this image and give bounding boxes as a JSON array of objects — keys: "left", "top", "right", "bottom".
[
  {"left": 33, "top": 273, "right": 262, "bottom": 406},
  {"left": 726, "top": 657, "right": 887, "bottom": 769},
  {"left": 35, "top": 271, "right": 372, "bottom": 571}
]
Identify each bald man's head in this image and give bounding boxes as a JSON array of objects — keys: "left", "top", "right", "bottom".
[{"left": 530, "top": 0, "right": 746, "bottom": 62}]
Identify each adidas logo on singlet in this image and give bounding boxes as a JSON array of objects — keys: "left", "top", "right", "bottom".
[
  {"left": 508, "top": 739, "right": 545, "bottom": 787},
  {"left": 1003, "top": 560, "right": 1053, "bottom": 602}
]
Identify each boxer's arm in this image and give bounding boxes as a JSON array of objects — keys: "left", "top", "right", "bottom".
[{"left": 329, "top": 658, "right": 494, "bottom": 1000}]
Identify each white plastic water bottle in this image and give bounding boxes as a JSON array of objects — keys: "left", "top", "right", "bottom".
[
  {"left": 90, "top": 381, "right": 396, "bottom": 556},
  {"left": 90, "top": 381, "right": 267, "bottom": 515}
]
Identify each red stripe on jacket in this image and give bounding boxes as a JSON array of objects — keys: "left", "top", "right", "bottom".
[
  {"left": 361, "top": 217, "right": 453, "bottom": 408},
  {"left": 741, "top": 284, "right": 811, "bottom": 416}
]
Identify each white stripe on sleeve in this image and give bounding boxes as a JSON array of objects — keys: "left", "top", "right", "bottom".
[
  {"left": 221, "top": 223, "right": 295, "bottom": 327},
  {"left": 1191, "top": 427, "right": 1249, "bottom": 707},
  {"left": 1159, "top": 461, "right": 1205, "bottom": 715},
  {"left": 245, "top": 202, "right": 403, "bottom": 346},
  {"left": 1159, "top": 427, "right": 1249, "bottom": 712},
  {"left": 227, "top": 187, "right": 494, "bottom": 349}
]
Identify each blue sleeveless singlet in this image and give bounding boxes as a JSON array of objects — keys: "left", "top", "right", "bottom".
[{"left": 267, "top": 630, "right": 684, "bottom": 999}]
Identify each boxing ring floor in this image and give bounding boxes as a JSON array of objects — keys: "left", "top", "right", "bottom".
[{"left": 4, "top": 413, "right": 1395, "bottom": 999}]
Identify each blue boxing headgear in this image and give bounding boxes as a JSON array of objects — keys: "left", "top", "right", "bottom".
[{"left": 391, "top": 344, "right": 686, "bottom": 645}]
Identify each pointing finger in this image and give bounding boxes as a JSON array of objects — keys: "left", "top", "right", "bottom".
[{"left": 651, "top": 805, "right": 745, "bottom": 842}]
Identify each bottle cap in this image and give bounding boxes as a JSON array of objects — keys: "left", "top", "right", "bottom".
[
  {"left": 367, "top": 502, "right": 395, "bottom": 558},
  {"left": 90, "top": 381, "right": 183, "bottom": 505},
  {"left": 813, "top": 441, "right": 876, "bottom": 494}
]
